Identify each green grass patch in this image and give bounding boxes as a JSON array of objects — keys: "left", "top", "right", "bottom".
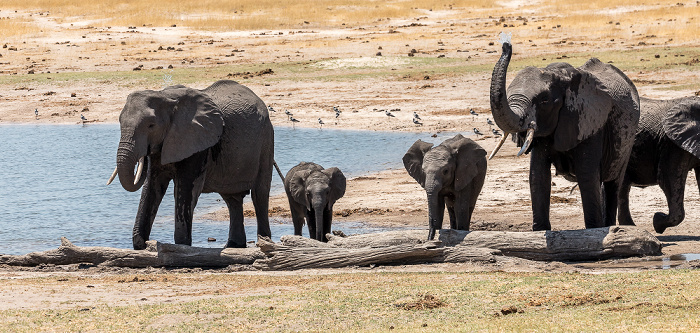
[{"left": 1, "top": 270, "right": 699, "bottom": 331}]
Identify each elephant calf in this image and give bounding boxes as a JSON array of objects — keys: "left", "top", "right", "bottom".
[
  {"left": 403, "top": 134, "right": 487, "bottom": 240},
  {"left": 619, "top": 96, "right": 700, "bottom": 233},
  {"left": 284, "top": 162, "right": 346, "bottom": 242}
]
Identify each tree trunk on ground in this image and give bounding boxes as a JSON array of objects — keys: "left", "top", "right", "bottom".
[{"left": 0, "top": 227, "right": 662, "bottom": 269}]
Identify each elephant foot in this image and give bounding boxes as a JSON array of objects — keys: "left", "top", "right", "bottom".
[
  {"left": 653, "top": 212, "right": 669, "bottom": 234},
  {"left": 133, "top": 235, "right": 148, "bottom": 250},
  {"left": 225, "top": 240, "right": 248, "bottom": 248},
  {"left": 427, "top": 228, "right": 436, "bottom": 241},
  {"left": 618, "top": 218, "right": 636, "bottom": 226}
]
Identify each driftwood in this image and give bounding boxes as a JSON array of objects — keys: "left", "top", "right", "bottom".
[
  {"left": 253, "top": 237, "right": 500, "bottom": 270},
  {"left": 0, "top": 227, "right": 662, "bottom": 269},
  {"left": 0, "top": 237, "right": 264, "bottom": 268}
]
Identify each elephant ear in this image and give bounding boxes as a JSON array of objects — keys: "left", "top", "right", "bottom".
[
  {"left": 553, "top": 61, "right": 614, "bottom": 152},
  {"left": 161, "top": 88, "right": 224, "bottom": 165},
  {"left": 287, "top": 169, "right": 312, "bottom": 211},
  {"left": 403, "top": 140, "right": 434, "bottom": 187},
  {"left": 446, "top": 134, "right": 487, "bottom": 191},
  {"left": 323, "top": 167, "right": 346, "bottom": 209},
  {"left": 663, "top": 100, "right": 700, "bottom": 159}
]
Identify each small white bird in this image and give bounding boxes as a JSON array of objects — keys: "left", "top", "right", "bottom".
[
  {"left": 80, "top": 114, "right": 87, "bottom": 121},
  {"left": 470, "top": 108, "right": 478, "bottom": 117},
  {"left": 285, "top": 110, "right": 293, "bottom": 118},
  {"left": 492, "top": 128, "right": 502, "bottom": 137},
  {"left": 413, "top": 111, "right": 421, "bottom": 120},
  {"left": 487, "top": 118, "right": 494, "bottom": 126},
  {"left": 385, "top": 110, "right": 395, "bottom": 117},
  {"left": 35, "top": 108, "right": 39, "bottom": 117},
  {"left": 413, "top": 118, "right": 423, "bottom": 126},
  {"left": 333, "top": 106, "right": 340, "bottom": 113},
  {"left": 473, "top": 127, "right": 483, "bottom": 136},
  {"left": 289, "top": 116, "right": 300, "bottom": 129},
  {"left": 268, "top": 106, "right": 276, "bottom": 112},
  {"left": 318, "top": 118, "right": 325, "bottom": 128}
]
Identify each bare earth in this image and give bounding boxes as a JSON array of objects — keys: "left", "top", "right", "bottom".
[{"left": 1, "top": 3, "right": 700, "bottom": 312}]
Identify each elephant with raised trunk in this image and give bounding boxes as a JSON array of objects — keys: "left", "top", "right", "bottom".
[
  {"left": 284, "top": 162, "right": 346, "bottom": 242},
  {"left": 403, "top": 134, "right": 487, "bottom": 240},
  {"left": 619, "top": 96, "right": 700, "bottom": 233},
  {"left": 107, "top": 80, "right": 274, "bottom": 249},
  {"left": 489, "top": 35, "right": 640, "bottom": 231}
]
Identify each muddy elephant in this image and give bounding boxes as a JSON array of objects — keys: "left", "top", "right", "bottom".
[
  {"left": 284, "top": 162, "right": 346, "bottom": 242},
  {"left": 488, "top": 35, "right": 640, "bottom": 231},
  {"left": 618, "top": 96, "right": 700, "bottom": 233},
  {"left": 107, "top": 80, "right": 274, "bottom": 249},
  {"left": 403, "top": 134, "right": 487, "bottom": 240}
]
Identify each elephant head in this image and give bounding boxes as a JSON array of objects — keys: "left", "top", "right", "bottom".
[
  {"left": 403, "top": 134, "right": 486, "bottom": 238},
  {"left": 663, "top": 100, "right": 700, "bottom": 159},
  {"left": 108, "top": 87, "right": 224, "bottom": 192},
  {"left": 489, "top": 40, "right": 615, "bottom": 157},
  {"left": 288, "top": 164, "right": 346, "bottom": 241}
]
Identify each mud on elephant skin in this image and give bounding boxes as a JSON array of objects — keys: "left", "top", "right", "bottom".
[
  {"left": 108, "top": 80, "right": 274, "bottom": 249},
  {"left": 619, "top": 96, "right": 700, "bottom": 234},
  {"left": 403, "top": 134, "right": 487, "bottom": 240},
  {"left": 284, "top": 162, "right": 346, "bottom": 242},
  {"left": 488, "top": 35, "right": 640, "bottom": 231}
]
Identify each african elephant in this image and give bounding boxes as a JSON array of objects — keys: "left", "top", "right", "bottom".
[
  {"left": 107, "top": 80, "right": 274, "bottom": 249},
  {"left": 403, "top": 134, "right": 487, "bottom": 240},
  {"left": 284, "top": 162, "right": 346, "bottom": 242},
  {"left": 618, "top": 96, "right": 700, "bottom": 233},
  {"left": 488, "top": 36, "right": 640, "bottom": 231}
]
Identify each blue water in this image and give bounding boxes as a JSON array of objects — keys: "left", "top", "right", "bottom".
[{"left": 0, "top": 124, "right": 461, "bottom": 255}]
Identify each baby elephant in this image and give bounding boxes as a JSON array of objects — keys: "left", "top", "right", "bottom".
[
  {"left": 284, "top": 162, "right": 346, "bottom": 242},
  {"left": 403, "top": 134, "right": 487, "bottom": 240}
]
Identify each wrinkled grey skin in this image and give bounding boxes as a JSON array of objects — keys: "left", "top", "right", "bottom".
[
  {"left": 116, "top": 80, "right": 274, "bottom": 249},
  {"left": 619, "top": 97, "right": 700, "bottom": 233},
  {"left": 284, "top": 162, "right": 346, "bottom": 242},
  {"left": 490, "top": 42, "right": 640, "bottom": 231},
  {"left": 403, "top": 134, "right": 487, "bottom": 240}
]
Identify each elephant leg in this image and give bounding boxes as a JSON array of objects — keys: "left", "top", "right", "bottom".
[
  {"left": 529, "top": 143, "right": 552, "bottom": 231},
  {"left": 132, "top": 163, "right": 171, "bottom": 250},
  {"left": 222, "top": 192, "right": 247, "bottom": 248},
  {"left": 617, "top": 173, "right": 635, "bottom": 226},
  {"left": 453, "top": 193, "right": 470, "bottom": 231},
  {"left": 172, "top": 153, "right": 208, "bottom": 246},
  {"left": 445, "top": 196, "right": 456, "bottom": 229},
  {"left": 305, "top": 209, "right": 316, "bottom": 239},
  {"left": 250, "top": 165, "right": 272, "bottom": 239},
  {"left": 654, "top": 153, "right": 690, "bottom": 234},
  {"left": 466, "top": 166, "right": 487, "bottom": 229},
  {"left": 287, "top": 194, "right": 306, "bottom": 236},
  {"left": 603, "top": 179, "right": 622, "bottom": 227},
  {"left": 323, "top": 206, "right": 333, "bottom": 242},
  {"left": 573, "top": 135, "right": 605, "bottom": 229}
]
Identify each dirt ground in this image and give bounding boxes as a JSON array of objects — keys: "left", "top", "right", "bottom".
[{"left": 1, "top": 2, "right": 700, "bottom": 312}]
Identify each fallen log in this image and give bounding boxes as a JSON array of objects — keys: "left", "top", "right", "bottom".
[
  {"left": 0, "top": 237, "right": 264, "bottom": 268},
  {"left": 324, "top": 226, "right": 662, "bottom": 261},
  {"left": 253, "top": 237, "right": 500, "bottom": 270}
]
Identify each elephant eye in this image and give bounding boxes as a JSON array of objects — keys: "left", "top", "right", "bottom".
[
  {"left": 539, "top": 99, "right": 549, "bottom": 105},
  {"left": 443, "top": 169, "right": 449, "bottom": 175},
  {"left": 147, "top": 124, "right": 155, "bottom": 129}
]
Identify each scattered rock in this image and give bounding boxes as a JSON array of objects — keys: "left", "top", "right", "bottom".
[{"left": 500, "top": 305, "right": 519, "bottom": 315}]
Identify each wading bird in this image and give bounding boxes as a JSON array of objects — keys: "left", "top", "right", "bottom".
[
  {"left": 413, "top": 118, "right": 423, "bottom": 126},
  {"left": 290, "top": 116, "right": 300, "bottom": 129},
  {"left": 413, "top": 111, "right": 421, "bottom": 120},
  {"left": 473, "top": 127, "right": 483, "bottom": 136},
  {"left": 470, "top": 108, "right": 479, "bottom": 117},
  {"left": 385, "top": 110, "right": 395, "bottom": 117},
  {"left": 285, "top": 110, "right": 293, "bottom": 119},
  {"left": 318, "top": 118, "right": 325, "bottom": 129}
]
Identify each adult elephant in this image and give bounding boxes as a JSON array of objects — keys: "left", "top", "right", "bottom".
[
  {"left": 284, "top": 162, "right": 346, "bottom": 242},
  {"left": 403, "top": 134, "right": 487, "bottom": 240},
  {"left": 107, "top": 80, "right": 274, "bottom": 249},
  {"left": 489, "top": 35, "right": 640, "bottom": 231},
  {"left": 618, "top": 97, "right": 700, "bottom": 233}
]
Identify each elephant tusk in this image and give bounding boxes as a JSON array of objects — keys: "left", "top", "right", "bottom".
[
  {"left": 488, "top": 132, "right": 509, "bottom": 160},
  {"left": 134, "top": 157, "right": 145, "bottom": 185},
  {"left": 106, "top": 166, "right": 118, "bottom": 186},
  {"left": 516, "top": 127, "right": 535, "bottom": 157}
]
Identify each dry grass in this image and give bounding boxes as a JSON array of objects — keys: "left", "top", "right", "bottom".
[{"left": 0, "top": 18, "right": 42, "bottom": 38}]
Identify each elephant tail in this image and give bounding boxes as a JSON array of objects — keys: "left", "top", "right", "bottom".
[{"left": 273, "top": 160, "right": 286, "bottom": 183}]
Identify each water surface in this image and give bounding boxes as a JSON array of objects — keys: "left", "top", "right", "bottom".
[{"left": 0, "top": 124, "right": 460, "bottom": 255}]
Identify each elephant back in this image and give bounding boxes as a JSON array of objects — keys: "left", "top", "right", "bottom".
[{"left": 661, "top": 96, "right": 700, "bottom": 159}]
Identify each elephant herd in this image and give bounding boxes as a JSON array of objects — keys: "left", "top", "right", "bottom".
[{"left": 108, "top": 37, "right": 700, "bottom": 249}]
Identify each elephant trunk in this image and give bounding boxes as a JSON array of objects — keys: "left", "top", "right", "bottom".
[
  {"left": 313, "top": 202, "right": 326, "bottom": 242},
  {"left": 117, "top": 141, "right": 147, "bottom": 192},
  {"left": 490, "top": 42, "right": 526, "bottom": 134},
  {"left": 425, "top": 179, "right": 444, "bottom": 240},
  {"left": 489, "top": 42, "right": 535, "bottom": 157}
]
